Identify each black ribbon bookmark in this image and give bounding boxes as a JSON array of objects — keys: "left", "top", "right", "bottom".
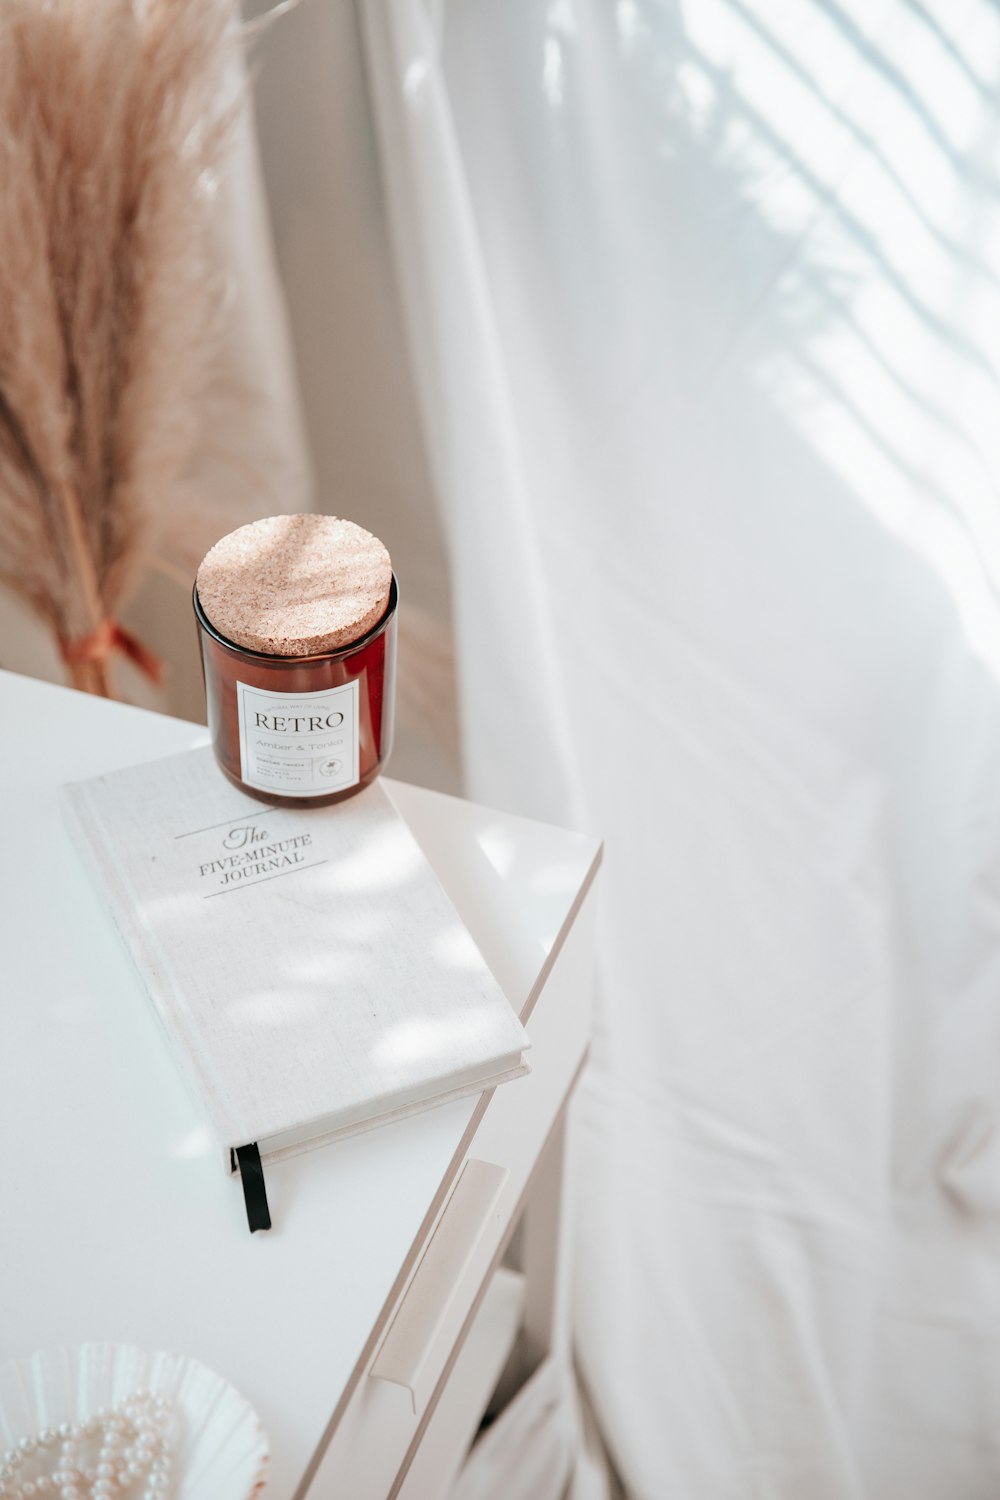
[{"left": 233, "top": 1143, "right": 272, "bottom": 1233}]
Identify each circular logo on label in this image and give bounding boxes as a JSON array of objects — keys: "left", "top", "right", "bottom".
[{"left": 320, "top": 758, "right": 343, "bottom": 777}]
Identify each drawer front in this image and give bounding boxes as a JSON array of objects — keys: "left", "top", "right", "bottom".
[
  {"left": 371, "top": 1157, "right": 511, "bottom": 1413},
  {"left": 304, "top": 884, "right": 597, "bottom": 1499}
]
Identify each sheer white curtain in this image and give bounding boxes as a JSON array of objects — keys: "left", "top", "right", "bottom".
[{"left": 363, "top": 2, "right": 1000, "bottom": 1496}]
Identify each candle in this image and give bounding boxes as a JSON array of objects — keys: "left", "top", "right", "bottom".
[{"left": 193, "top": 515, "right": 397, "bottom": 806}]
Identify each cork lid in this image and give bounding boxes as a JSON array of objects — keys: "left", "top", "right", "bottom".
[{"left": 196, "top": 514, "right": 393, "bottom": 657}]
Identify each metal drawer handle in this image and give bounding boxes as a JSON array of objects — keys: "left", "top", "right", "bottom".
[{"left": 371, "top": 1158, "right": 510, "bottom": 1414}]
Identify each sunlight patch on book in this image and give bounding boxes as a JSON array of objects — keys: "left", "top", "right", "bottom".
[
  {"left": 222, "top": 985, "right": 366, "bottom": 1028},
  {"left": 287, "top": 948, "right": 376, "bottom": 984},
  {"left": 431, "top": 923, "right": 495, "bottom": 973},
  {"left": 373, "top": 1005, "right": 503, "bottom": 1068},
  {"left": 322, "top": 823, "right": 424, "bottom": 893}
]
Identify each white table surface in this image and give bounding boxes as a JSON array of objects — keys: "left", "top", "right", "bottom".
[{"left": 0, "top": 670, "right": 599, "bottom": 1497}]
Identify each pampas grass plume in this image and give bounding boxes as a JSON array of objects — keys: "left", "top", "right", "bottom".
[{"left": 0, "top": 0, "right": 239, "bottom": 695}]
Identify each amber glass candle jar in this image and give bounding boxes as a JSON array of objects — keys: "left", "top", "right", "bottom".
[{"left": 193, "top": 515, "right": 397, "bottom": 807}]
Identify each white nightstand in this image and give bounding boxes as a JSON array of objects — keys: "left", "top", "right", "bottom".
[{"left": 0, "top": 671, "right": 600, "bottom": 1498}]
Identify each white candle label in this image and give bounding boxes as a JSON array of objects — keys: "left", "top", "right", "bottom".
[{"left": 236, "top": 679, "right": 360, "bottom": 797}]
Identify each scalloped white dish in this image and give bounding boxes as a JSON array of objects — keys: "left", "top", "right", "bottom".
[{"left": 0, "top": 1344, "right": 268, "bottom": 1498}]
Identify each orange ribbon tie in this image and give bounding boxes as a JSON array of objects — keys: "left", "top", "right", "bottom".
[{"left": 60, "top": 619, "right": 164, "bottom": 687}]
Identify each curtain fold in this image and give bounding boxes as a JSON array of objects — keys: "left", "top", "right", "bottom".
[{"left": 360, "top": 0, "right": 586, "bottom": 825}]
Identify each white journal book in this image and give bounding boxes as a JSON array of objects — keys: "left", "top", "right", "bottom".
[{"left": 61, "top": 748, "right": 529, "bottom": 1222}]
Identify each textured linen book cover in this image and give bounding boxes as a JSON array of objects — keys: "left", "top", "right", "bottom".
[{"left": 61, "top": 747, "right": 530, "bottom": 1167}]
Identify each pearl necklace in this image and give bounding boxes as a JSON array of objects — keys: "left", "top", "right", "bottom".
[{"left": 0, "top": 1391, "right": 176, "bottom": 1500}]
